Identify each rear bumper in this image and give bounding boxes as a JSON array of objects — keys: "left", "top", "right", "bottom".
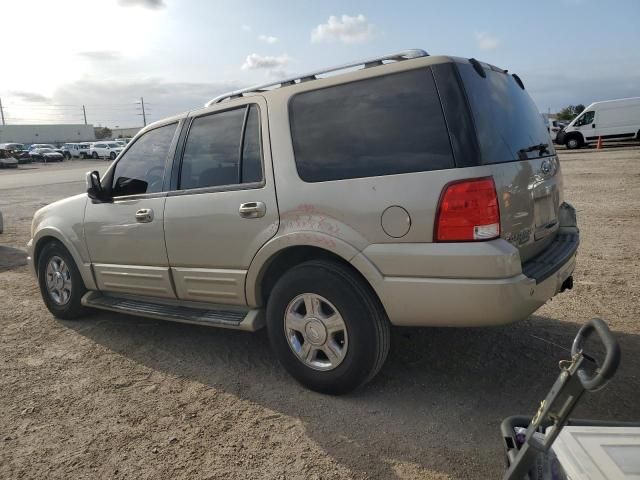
[
  {"left": 356, "top": 224, "right": 579, "bottom": 327},
  {"left": 378, "top": 249, "right": 575, "bottom": 327}
]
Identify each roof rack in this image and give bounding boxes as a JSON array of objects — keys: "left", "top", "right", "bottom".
[{"left": 205, "top": 48, "right": 429, "bottom": 107}]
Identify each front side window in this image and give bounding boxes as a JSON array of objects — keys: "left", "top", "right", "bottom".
[
  {"left": 289, "top": 68, "right": 454, "bottom": 182},
  {"left": 179, "top": 104, "right": 263, "bottom": 190},
  {"left": 575, "top": 111, "right": 595, "bottom": 126},
  {"left": 111, "top": 123, "right": 177, "bottom": 197}
]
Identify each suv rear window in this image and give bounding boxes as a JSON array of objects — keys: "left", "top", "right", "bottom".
[
  {"left": 289, "top": 68, "right": 454, "bottom": 182},
  {"left": 457, "top": 63, "right": 555, "bottom": 163}
]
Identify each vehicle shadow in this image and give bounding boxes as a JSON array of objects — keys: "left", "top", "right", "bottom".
[
  {"left": 66, "top": 313, "right": 640, "bottom": 479},
  {"left": 0, "top": 246, "right": 28, "bottom": 272}
]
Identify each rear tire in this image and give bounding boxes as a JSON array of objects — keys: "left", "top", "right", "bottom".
[
  {"left": 109, "top": 151, "right": 116, "bottom": 160},
  {"left": 266, "top": 260, "right": 390, "bottom": 394},
  {"left": 37, "top": 241, "right": 90, "bottom": 320},
  {"left": 92, "top": 152, "right": 98, "bottom": 159}
]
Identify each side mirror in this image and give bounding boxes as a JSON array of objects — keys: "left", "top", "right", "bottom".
[{"left": 86, "top": 171, "right": 110, "bottom": 202}]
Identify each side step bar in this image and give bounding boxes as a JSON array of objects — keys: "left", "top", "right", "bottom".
[{"left": 81, "top": 291, "right": 264, "bottom": 332}]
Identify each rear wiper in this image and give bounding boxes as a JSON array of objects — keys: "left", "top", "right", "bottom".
[{"left": 518, "top": 143, "right": 549, "bottom": 157}]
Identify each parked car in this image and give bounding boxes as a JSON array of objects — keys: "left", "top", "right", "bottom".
[
  {"left": 12, "top": 149, "right": 33, "bottom": 164},
  {"left": 89, "top": 142, "right": 123, "bottom": 160},
  {"left": 0, "top": 143, "right": 24, "bottom": 167},
  {"left": 27, "top": 50, "right": 579, "bottom": 394},
  {"left": 61, "top": 143, "right": 91, "bottom": 159},
  {"left": 0, "top": 157, "right": 18, "bottom": 168},
  {"left": 0, "top": 142, "right": 25, "bottom": 151},
  {"left": 28, "top": 143, "right": 56, "bottom": 151},
  {"left": 546, "top": 118, "right": 563, "bottom": 142},
  {"left": 29, "top": 148, "right": 64, "bottom": 162},
  {"left": 556, "top": 96, "right": 640, "bottom": 149}
]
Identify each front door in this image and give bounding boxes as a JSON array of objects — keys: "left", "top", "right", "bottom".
[
  {"left": 163, "top": 99, "right": 279, "bottom": 305},
  {"left": 84, "top": 122, "right": 180, "bottom": 298},
  {"left": 574, "top": 110, "right": 597, "bottom": 142}
]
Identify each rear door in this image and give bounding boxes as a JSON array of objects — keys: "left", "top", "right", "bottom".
[
  {"left": 456, "top": 61, "right": 563, "bottom": 261},
  {"left": 163, "top": 98, "right": 279, "bottom": 305}
]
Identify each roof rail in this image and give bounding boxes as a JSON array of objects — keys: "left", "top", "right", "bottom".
[{"left": 205, "top": 48, "right": 429, "bottom": 107}]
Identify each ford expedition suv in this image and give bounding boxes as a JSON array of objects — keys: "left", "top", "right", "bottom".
[{"left": 27, "top": 50, "right": 579, "bottom": 394}]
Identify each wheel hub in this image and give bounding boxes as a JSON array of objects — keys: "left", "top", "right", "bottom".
[
  {"left": 53, "top": 272, "right": 64, "bottom": 289},
  {"left": 304, "top": 318, "right": 327, "bottom": 345}
]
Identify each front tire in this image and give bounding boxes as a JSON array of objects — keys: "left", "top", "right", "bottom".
[
  {"left": 266, "top": 260, "right": 390, "bottom": 394},
  {"left": 37, "top": 241, "right": 89, "bottom": 320},
  {"left": 92, "top": 152, "right": 98, "bottom": 159},
  {"left": 566, "top": 135, "right": 582, "bottom": 150}
]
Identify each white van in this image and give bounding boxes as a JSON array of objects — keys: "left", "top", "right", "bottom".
[{"left": 557, "top": 97, "right": 640, "bottom": 149}]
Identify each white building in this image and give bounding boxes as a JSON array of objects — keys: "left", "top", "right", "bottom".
[
  {"left": 0, "top": 124, "right": 95, "bottom": 144},
  {"left": 110, "top": 126, "right": 142, "bottom": 139}
]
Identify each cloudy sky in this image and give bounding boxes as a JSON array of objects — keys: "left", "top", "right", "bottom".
[{"left": 1, "top": 0, "right": 639, "bottom": 127}]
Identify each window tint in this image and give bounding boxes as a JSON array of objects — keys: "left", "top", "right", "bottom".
[
  {"left": 241, "top": 105, "right": 263, "bottom": 183},
  {"left": 457, "top": 63, "right": 556, "bottom": 163},
  {"left": 111, "top": 123, "right": 177, "bottom": 197},
  {"left": 179, "top": 105, "right": 263, "bottom": 190},
  {"left": 289, "top": 68, "right": 454, "bottom": 182},
  {"left": 575, "top": 111, "right": 594, "bottom": 126}
]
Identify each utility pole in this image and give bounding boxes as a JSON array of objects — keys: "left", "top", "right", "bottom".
[
  {"left": 140, "top": 97, "right": 147, "bottom": 127},
  {"left": 0, "top": 97, "right": 5, "bottom": 125},
  {"left": 82, "top": 105, "right": 87, "bottom": 125}
]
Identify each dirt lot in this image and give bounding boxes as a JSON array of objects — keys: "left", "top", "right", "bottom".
[{"left": 1, "top": 151, "right": 639, "bottom": 479}]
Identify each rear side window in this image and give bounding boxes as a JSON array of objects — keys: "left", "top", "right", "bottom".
[
  {"left": 289, "top": 68, "right": 454, "bottom": 182},
  {"left": 179, "top": 104, "right": 263, "bottom": 190},
  {"left": 457, "top": 63, "right": 556, "bottom": 163}
]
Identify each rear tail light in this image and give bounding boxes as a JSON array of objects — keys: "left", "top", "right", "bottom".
[{"left": 434, "top": 177, "right": 500, "bottom": 242}]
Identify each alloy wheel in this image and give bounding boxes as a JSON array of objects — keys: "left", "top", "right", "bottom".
[
  {"left": 45, "top": 255, "right": 72, "bottom": 305},
  {"left": 284, "top": 293, "right": 348, "bottom": 371}
]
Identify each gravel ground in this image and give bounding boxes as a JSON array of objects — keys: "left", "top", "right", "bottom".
[{"left": 0, "top": 149, "right": 639, "bottom": 479}]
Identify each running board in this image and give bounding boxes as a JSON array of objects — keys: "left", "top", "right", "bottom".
[{"left": 81, "top": 291, "right": 264, "bottom": 331}]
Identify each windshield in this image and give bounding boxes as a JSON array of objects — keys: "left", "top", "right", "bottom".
[
  {"left": 40, "top": 149, "right": 54, "bottom": 153},
  {"left": 457, "top": 62, "right": 555, "bottom": 163}
]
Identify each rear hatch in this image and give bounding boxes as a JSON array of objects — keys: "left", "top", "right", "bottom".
[{"left": 456, "top": 60, "right": 561, "bottom": 262}]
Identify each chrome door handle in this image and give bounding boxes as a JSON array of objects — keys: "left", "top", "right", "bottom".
[
  {"left": 135, "top": 208, "right": 154, "bottom": 223},
  {"left": 239, "top": 202, "right": 266, "bottom": 219}
]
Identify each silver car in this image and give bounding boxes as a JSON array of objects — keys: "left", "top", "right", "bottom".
[{"left": 27, "top": 50, "right": 578, "bottom": 393}]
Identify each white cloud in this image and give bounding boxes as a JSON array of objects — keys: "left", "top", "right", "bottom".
[
  {"left": 258, "top": 34, "right": 278, "bottom": 44},
  {"left": 241, "top": 24, "right": 252, "bottom": 32},
  {"left": 475, "top": 32, "right": 499, "bottom": 50},
  {"left": 241, "top": 53, "right": 289, "bottom": 71},
  {"left": 311, "top": 14, "right": 375, "bottom": 44},
  {"left": 10, "top": 91, "right": 50, "bottom": 103},
  {"left": 118, "top": 0, "right": 165, "bottom": 9},
  {"left": 78, "top": 50, "right": 122, "bottom": 61}
]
